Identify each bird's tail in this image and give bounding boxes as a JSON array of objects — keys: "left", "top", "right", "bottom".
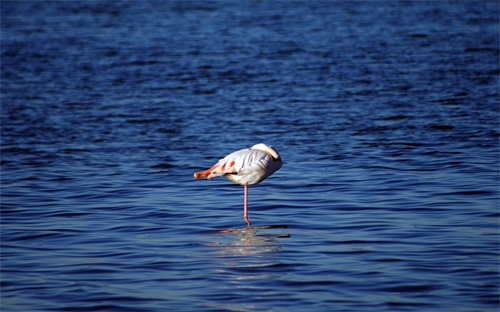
[
  {"left": 194, "top": 169, "right": 210, "bottom": 179},
  {"left": 194, "top": 165, "right": 224, "bottom": 179}
]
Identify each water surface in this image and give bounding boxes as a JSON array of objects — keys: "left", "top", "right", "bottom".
[{"left": 1, "top": 1, "right": 499, "bottom": 311}]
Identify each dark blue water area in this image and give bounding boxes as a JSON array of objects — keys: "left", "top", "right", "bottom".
[{"left": 1, "top": 1, "right": 499, "bottom": 311}]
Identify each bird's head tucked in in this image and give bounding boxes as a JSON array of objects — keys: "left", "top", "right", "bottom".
[{"left": 251, "top": 143, "right": 281, "bottom": 162}]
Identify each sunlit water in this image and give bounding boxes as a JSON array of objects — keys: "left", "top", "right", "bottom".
[{"left": 2, "top": 1, "right": 499, "bottom": 311}]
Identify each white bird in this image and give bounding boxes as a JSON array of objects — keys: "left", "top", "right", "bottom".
[{"left": 194, "top": 143, "right": 282, "bottom": 227}]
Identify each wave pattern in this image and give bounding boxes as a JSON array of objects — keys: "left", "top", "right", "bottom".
[{"left": 1, "top": 1, "right": 499, "bottom": 311}]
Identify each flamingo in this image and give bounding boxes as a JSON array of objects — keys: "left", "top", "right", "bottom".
[{"left": 194, "top": 143, "right": 282, "bottom": 227}]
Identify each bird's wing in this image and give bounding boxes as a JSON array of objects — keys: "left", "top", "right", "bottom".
[
  {"left": 194, "top": 148, "right": 268, "bottom": 180},
  {"left": 223, "top": 149, "right": 272, "bottom": 185}
]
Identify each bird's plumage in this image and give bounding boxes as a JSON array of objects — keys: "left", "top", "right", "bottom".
[
  {"left": 193, "top": 143, "right": 282, "bottom": 227},
  {"left": 194, "top": 143, "right": 282, "bottom": 185}
]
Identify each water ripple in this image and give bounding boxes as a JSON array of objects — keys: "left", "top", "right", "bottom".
[{"left": 2, "top": 1, "right": 499, "bottom": 311}]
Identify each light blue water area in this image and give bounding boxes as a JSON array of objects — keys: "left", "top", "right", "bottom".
[{"left": 1, "top": 1, "right": 499, "bottom": 311}]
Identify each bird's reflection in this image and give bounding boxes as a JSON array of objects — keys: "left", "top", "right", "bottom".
[
  {"left": 212, "top": 224, "right": 289, "bottom": 256},
  {"left": 200, "top": 225, "right": 290, "bottom": 311}
]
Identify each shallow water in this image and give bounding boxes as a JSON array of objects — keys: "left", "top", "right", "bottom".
[{"left": 1, "top": 1, "right": 499, "bottom": 311}]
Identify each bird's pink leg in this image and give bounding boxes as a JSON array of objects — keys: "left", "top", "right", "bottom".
[{"left": 244, "top": 185, "right": 251, "bottom": 227}]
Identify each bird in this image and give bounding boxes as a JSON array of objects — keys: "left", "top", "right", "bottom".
[{"left": 194, "top": 143, "right": 282, "bottom": 227}]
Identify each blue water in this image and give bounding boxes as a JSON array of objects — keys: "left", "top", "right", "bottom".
[{"left": 1, "top": 1, "right": 499, "bottom": 311}]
